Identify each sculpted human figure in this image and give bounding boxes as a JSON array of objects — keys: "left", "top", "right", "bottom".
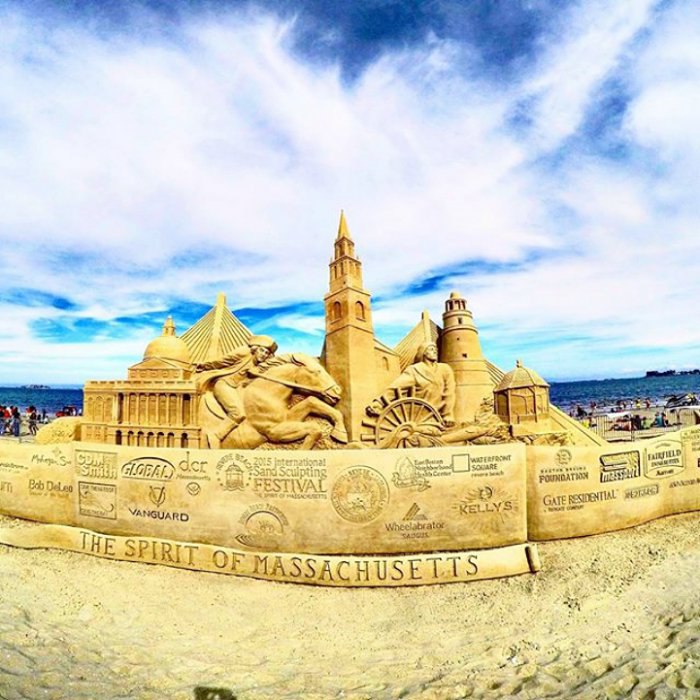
[
  {"left": 367, "top": 341, "right": 456, "bottom": 427},
  {"left": 196, "top": 335, "right": 279, "bottom": 442}
]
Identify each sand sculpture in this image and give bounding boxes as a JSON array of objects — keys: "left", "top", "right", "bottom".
[
  {"left": 1, "top": 212, "right": 699, "bottom": 586},
  {"left": 78, "top": 212, "right": 590, "bottom": 450}
]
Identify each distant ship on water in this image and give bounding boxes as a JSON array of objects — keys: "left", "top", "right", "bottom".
[{"left": 20, "top": 384, "right": 51, "bottom": 390}]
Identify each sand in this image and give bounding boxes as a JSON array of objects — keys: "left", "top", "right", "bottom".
[{"left": 1, "top": 512, "right": 699, "bottom": 699}]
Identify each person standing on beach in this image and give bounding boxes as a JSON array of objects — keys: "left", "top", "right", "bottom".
[
  {"left": 11, "top": 407, "right": 21, "bottom": 437},
  {"left": 28, "top": 409, "right": 38, "bottom": 435}
]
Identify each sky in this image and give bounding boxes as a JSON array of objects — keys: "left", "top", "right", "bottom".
[{"left": 1, "top": 0, "right": 699, "bottom": 385}]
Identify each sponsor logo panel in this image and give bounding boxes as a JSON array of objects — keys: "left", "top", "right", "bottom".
[
  {"left": 599, "top": 451, "right": 641, "bottom": 483},
  {"left": 384, "top": 503, "right": 446, "bottom": 541},
  {"left": 624, "top": 484, "right": 660, "bottom": 500},
  {"left": 236, "top": 503, "right": 289, "bottom": 549},
  {"left": 127, "top": 485, "right": 190, "bottom": 522},
  {"left": 31, "top": 447, "right": 71, "bottom": 470},
  {"left": 76, "top": 450, "right": 117, "bottom": 479},
  {"left": 645, "top": 441, "right": 684, "bottom": 479},
  {"left": 78, "top": 482, "right": 117, "bottom": 520},
  {"left": 28, "top": 479, "right": 73, "bottom": 497},
  {"left": 537, "top": 448, "right": 590, "bottom": 485},
  {"left": 542, "top": 488, "right": 618, "bottom": 513},
  {"left": 121, "top": 457, "right": 175, "bottom": 482}
]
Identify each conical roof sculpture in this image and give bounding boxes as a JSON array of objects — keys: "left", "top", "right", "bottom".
[
  {"left": 495, "top": 360, "right": 550, "bottom": 391},
  {"left": 181, "top": 293, "right": 252, "bottom": 363},
  {"left": 487, "top": 361, "right": 605, "bottom": 446}
]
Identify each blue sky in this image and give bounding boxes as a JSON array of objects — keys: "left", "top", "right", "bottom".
[{"left": 1, "top": 0, "right": 699, "bottom": 384}]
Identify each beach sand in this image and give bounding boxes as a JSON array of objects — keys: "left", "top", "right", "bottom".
[{"left": 1, "top": 511, "right": 699, "bottom": 699}]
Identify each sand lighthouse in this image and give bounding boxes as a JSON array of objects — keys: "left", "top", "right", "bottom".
[{"left": 440, "top": 291, "right": 494, "bottom": 424}]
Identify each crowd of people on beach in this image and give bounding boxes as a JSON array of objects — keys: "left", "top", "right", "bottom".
[
  {"left": 0, "top": 405, "right": 49, "bottom": 438},
  {"left": 565, "top": 395, "right": 693, "bottom": 436}
]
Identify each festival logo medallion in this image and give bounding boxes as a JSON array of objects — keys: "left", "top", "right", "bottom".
[
  {"left": 331, "top": 466, "right": 389, "bottom": 523},
  {"left": 216, "top": 454, "right": 250, "bottom": 492}
]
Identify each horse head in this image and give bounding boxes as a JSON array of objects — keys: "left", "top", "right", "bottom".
[{"left": 283, "top": 354, "right": 342, "bottom": 405}]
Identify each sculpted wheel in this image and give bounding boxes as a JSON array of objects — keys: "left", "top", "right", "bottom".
[{"left": 361, "top": 388, "right": 444, "bottom": 448}]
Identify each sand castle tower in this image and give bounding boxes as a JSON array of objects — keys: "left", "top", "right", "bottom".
[
  {"left": 322, "top": 212, "right": 394, "bottom": 439},
  {"left": 494, "top": 360, "right": 551, "bottom": 436},
  {"left": 440, "top": 292, "right": 494, "bottom": 424}
]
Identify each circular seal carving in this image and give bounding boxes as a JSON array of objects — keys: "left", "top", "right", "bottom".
[{"left": 331, "top": 466, "right": 389, "bottom": 523}]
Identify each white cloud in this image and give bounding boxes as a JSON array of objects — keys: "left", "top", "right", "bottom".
[
  {"left": 521, "top": 0, "right": 658, "bottom": 151},
  {"left": 0, "top": 1, "right": 699, "bottom": 383}
]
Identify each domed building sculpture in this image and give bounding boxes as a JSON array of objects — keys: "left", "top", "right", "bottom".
[
  {"left": 142, "top": 316, "right": 191, "bottom": 366},
  {"left": 494, "top": 360, "right": 552, "bottom": 437},
  {"left": 81, "top": 317, "right": 200, "bottom": 447}
]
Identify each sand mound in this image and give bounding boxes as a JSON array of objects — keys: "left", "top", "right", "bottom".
[
  {"left": 1, "top": 512, "right": 699, "bottom": 698},
  {"left": 34, "top": 417, "right": 82, "bottom": 444}
]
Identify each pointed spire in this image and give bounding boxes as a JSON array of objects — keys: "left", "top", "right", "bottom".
[
  {"left": 337, "top": 209, "right": 351, "bottom": 240},
  {"left": 421, "top": 310, "right": 432, "bottom": 343},
  {"left": 163, "top": 316, "right": 176, "bottom": 337},
  {"left": 180, "top": 293, "right": 252, "bottom": 363},
  {"left": 209, "top": 292, "right": 227, "bottom": 360}
]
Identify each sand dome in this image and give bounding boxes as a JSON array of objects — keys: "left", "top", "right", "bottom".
[
  {"left": 494, "top": 360, "right": 550, "bottom": 426},
  {"left": 495, "top": 360, "right": 549, "bottom": 392},
  {"left": 143, "top": 317, "right": 191, "bottom": 364}
]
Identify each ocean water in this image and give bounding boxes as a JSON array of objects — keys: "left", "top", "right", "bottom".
[
  {"left": 0, "top": 387, "right": 83, "bottom": 416},
  {"left": 1, "top": 374, "right": 699, "bottom": 417},
  {"left": 548, "top": 375, "right": 700, "bottom": 412}
]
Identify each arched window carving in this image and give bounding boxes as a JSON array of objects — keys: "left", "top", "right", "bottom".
[{"left": 355, "top": 301, "right": 366, "bottom": 320}]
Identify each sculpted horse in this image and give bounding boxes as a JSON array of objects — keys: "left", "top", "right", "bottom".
[{"left": 198, "top": 354, "right": 348, "bottom": 450}]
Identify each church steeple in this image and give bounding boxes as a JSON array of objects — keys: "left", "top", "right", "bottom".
[
  {"left": 330, "top": 210, "right": 363, "bottom": 291},
  {"left": 322, "top": 211, "right": 377, "bottom": 439}
]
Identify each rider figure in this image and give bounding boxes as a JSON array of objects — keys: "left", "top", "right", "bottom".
[
  {"left": 366, "top": 341, "right": 456, "bottom": 427},
  {"left": 196, "top": 334, "right": 278, "bottom": 443}
]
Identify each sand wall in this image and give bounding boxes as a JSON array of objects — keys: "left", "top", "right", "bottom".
[
  {"left": 528, "top": 427, "right": 700, "bottom": 539},
  {"left": 0, "top": 441, "right": 527, "bottom": 554},
  {"left": 1, "top": 431, "right": 699, "bottom": 585}
]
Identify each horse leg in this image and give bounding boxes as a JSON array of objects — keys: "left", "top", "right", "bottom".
[
  {"left": 264, "top": 421, "right": 324, "bottom": 450},
  {"left": 223, "top": 422, "right": 266, "bottom": 450},
  {"left": 287, "top": 397, "right": 348, "bottom": 443}
]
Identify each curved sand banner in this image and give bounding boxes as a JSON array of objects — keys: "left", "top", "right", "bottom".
[{"left": 1, "top": 427, "right": 699, "bottom": 586}]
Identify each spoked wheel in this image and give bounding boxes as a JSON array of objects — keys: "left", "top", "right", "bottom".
[{"left": 361, "top": 387, "right": 445, "bottom": 448}]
